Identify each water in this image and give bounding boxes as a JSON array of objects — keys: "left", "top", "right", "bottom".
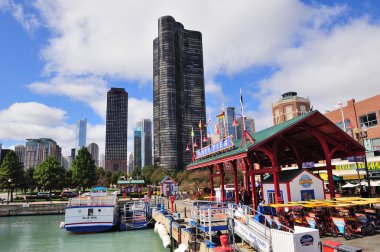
[{"left": 0, "top": 215, "right": 167, "bottom": 252}]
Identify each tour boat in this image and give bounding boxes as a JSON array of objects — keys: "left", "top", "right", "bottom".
[{"left": 63, "top": 187, "right": 119, "bottom": 233}]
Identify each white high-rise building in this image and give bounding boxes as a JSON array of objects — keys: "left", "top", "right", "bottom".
[{"left": 76, "top": 118, "right": 87, "bottom": 152}]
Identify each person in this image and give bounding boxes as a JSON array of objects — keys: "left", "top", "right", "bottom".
[{"left": 239, "top": 188, "right": 245, "bottom": 204}]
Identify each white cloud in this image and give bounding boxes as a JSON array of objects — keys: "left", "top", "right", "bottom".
[
  {"left": 29, "top": 75, "right": 108, "bottom": 119},
  {"left": 0, "top": 102, "right": 75, "bottom": 155},
  {"left": 4, "top": 0, "right": 380, "bottom": 152},
  {"left": 254, "top": 18, "right": 380, "bottom": 130},
  {"left": 0, "top": 102, "right": 67, "bottom": 126},
  {"left": 0, "top": 0, "right": 40, "bottom": 34}
]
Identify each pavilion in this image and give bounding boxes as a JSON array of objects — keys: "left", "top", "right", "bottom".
[{"left": 186, "top": 110, "right": 365, "bottom": 209}]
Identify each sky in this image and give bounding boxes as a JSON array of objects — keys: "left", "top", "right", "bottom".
[{"left": 1, "top": 0, "right": 380, "bottom": 158}]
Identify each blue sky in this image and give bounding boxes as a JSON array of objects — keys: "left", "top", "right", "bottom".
[{"left": 1, "top": 0, "right": 380, "bottom": 157}]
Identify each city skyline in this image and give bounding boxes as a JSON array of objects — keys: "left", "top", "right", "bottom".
[{"left": 1, "top": 1, "right": 380, "bottom": 159}]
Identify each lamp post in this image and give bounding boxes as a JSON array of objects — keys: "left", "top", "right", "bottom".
[
  {"left": 7, "top": 178, "right": 12, "bottom": 202},
  {"left": 354, "top": 125, "right": 372, "bottom": 198}
]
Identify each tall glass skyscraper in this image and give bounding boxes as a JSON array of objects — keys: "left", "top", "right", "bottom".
[
  {"left": 105, "top": 88, "right": 128, "bottom": 172},
  {"left": 76, "top": 118, "right": 87, "bottom": 152},
  {"left": 153, "top": 16, "right": 206, "bottom": 171},
  {"left": 134, "top": 119, "right": 152, "bottom": 171}
]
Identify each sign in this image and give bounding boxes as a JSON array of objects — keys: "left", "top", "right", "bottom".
[
  {"left": 299, "top": 174, "right": 313, "bottom": 188},
  {"left": 300, "top": 234, "right": 314, "bottom": 247},
  {"left": 234, "top": 219, "right": 270, "bottom": 252},
  {"left": 195, "top": 135, "right": 234, "bottom": 159},
  {"left": 347, "top": 156, "right": 365, "bottom": 162},
  {"left": 336, "top": 161, "right": 380, "bottom": 171},
  {"left": 302, "top": 162, "right": 314, "bottom": 168}
]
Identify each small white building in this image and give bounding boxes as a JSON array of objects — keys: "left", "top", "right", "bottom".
[
  {"left": 159, "top": 175, "right": 179, "bottom": 197},
  {"left": 262, "top": 169, "right": 325, "bottom": 203}
]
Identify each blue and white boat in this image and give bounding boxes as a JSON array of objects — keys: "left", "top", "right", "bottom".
[{"left": 64, "top": 187, "right": 118, "bottom": 233}]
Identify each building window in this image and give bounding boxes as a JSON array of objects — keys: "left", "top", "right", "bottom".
[
  {"left": 285, "top": 106, "right": 293, "bottom": 121},
  {"left": 299, "top": 105, "right": 307, "bottom": 115},
  {"left": 274, "top": 109, "right": 280, "bottom": 124},
  {"left": 359, "top": 112, "right": 378, "bottom": 128},
  {"left": 267, "top": 190, "right": 283, "bottom": 204}
]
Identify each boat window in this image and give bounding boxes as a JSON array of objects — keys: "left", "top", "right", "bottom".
[
  {"left": 98, "top": 209, "right": 101, "bottom": 212},
  {"left": 88, "top": 208, "right": 93, "bottom": 216}
]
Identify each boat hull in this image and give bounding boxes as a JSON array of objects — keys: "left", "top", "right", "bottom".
[
  {"left": 64, "top": 205, "right": 118, "bottom": 233},
  {"left": 65, "top": 223, "right": 115, "bottom": 233}
]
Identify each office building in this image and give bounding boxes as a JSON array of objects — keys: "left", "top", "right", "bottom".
[
  {"left": 76, "top": 118, "right": 87, "bottom": 152},
  {"left": 324, "top": 94, "right": 380, "bottom": 157},
  {"left": 25, "top": 138, "right": 57, "bottom": 169},
  {"left": 134, "top": 128, "right": 142, "bottom": 171},
  {"left": 15, "top": 145, "right": 26, "bottom": 165},
  {"left": 272, "top": 91, "right": 310, "bottom": 125},
  {"left": 87, "top": 143, "right": 99, "bottom": 167},
  {"left": 135, "top": 119, "right": 152, "bottom": 170},
  {"left": 128, "top": 153, "right": 134, "bottom": 175},
  {"left": 235, "top": 117, "right": 255, "bottom": 140},
  {"left": 105, "top": 88, "right": 128, "bottom": 172},
  {"left": 153, "top": 16, "right": 206, "bottom": 171},
  {"left": 56, "top": 145, "right": 62, "bottom": 165},
  {"left": 62, "top": 156, "right": 71, "bottom": 170}
]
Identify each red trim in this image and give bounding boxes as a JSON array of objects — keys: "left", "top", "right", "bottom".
[
  {"left": 286, "top": 182, "right": 291, "bottom": 202},
  {"left": 187, "top": 153, "right": 247, "bottom": 170},
  {"left": 65, "top": 222, "right": 113, "bottom": 226}
]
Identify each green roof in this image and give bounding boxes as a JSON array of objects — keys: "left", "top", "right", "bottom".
[
  {"left": 117, "top": 179, "right": 145, "bottom": 185},
  {"left": 187, "top": 110, "right": 317, "bottom": 169}
]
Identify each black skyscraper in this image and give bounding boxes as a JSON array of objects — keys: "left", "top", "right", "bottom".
[
  {"left": 105, "top": 88, "right": 128, "bottom": 172},
  {"left": 153, "top": 16, "right": 206, "bottom": 171}
]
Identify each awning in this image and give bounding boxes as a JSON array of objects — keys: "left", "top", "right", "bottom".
[{"left": 318, "top": 173, "right": 342, "bottom": 181}]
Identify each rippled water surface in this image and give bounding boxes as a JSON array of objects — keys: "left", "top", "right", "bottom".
[{"left": 0, "top": 215, "right": 167, "bottom": 252}]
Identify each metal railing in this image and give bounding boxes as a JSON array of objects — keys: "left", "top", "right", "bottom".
[{"left": 68, "top": 196, "right": 117, "bottom": 206}]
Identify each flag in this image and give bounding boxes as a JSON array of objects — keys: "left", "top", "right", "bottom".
[
  {"left": 240, "top": 88, "right": 243, "bottom": 107},
  {"left": 191, "top": 127, "right": 194, "bottom": 137},
  {"left": 337, "top": 100, "right": 342, "bottom": 107},
  {"left": 216, "top": 111, "right": 225, "bottom": 119},
  {"left": 205, "top": 118, "right": 211, "bottom": 127},
  {"left": 198, "top": 120, "right": 202, "bottom": 129}
]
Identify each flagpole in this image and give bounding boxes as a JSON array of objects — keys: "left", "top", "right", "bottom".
[
  {"left": 339, "top": 99, "right": 346, "bottom": 132},
  {"left": 240, "top": 88, "right": 246, "bottom": 132},
  {"left": 222, "top": 103, "right": 227, "bottom": 138},
  {"left": 200, "top": 121, "right": 203, "bottom": 149},
  {"left": 191, "top": 127, "right": 194, "bottom": 154}
]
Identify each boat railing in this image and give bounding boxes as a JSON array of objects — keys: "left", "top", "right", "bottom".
[{"left": 68, "top": 196, "right": 117, "bottom": 206}]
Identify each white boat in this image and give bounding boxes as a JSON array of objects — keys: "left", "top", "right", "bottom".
[{"left": 64, "top": 187, "right": 118, "bottom": 233}]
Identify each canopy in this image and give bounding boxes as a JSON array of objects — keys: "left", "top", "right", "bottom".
[{"left": 341, "top": 182, "right": 358, "bottom": 188}]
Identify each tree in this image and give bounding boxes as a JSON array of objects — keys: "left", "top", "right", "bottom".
[
  {"left": 141, "top": 166, "right": 155, "bottom": 184},
  {"left": 0, "top": 151, "right": 25, "bottom": 201},
  {"left": 34, "top": 156, "right": 65, "bottom": 194},
  {"left": 71, "top": 148, "right": 97, "bottom": 191},
  {"left": 23, "top": 167, "right": 37, "bottom": 194},
  {"left": 96, "top": 167, "right": 110, "bottom": 187}
]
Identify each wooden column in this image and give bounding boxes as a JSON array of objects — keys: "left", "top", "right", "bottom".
[
  {"left": 232, "top": 161, "right": 239, "bottom": 204},
  {"left": 216, "top": 164, "right": 225, "bottom": 202},
  {"left": 273, "top": 169, "right": 281, "bottom": 203},
  {"left": 209, "top": 166, "right": 214, "bottom": 200},
  {"left": 250, "top": 170, "right": 257, "bottom": 209},
  {"left": 326, "top": 159, "right": 336, "bottom": 199}
]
